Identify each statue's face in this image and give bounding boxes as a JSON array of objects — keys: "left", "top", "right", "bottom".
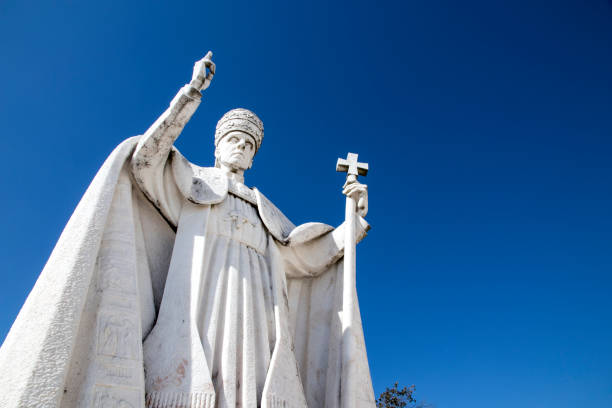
[{"left": 215, "top": 130, "right": 257, "bottom": 171}]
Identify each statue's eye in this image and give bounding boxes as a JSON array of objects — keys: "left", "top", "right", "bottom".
[
  {"left": 246, "top": 142, "right": 253, "bottom": 150},
  {"left": 229, "top": 137, "right": 238, "bottom": 143}
]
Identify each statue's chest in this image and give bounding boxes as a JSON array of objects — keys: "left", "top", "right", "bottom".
[{"left": 209, "top": 194, "right": 267, "bottom": 254}]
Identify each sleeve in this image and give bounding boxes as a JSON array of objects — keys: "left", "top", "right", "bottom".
[
  {"left": 131, "top": 84, "right": 202, "bottom": 226},
  {"left": 278, "top": 216, "right": 370, "bottom": 278}
]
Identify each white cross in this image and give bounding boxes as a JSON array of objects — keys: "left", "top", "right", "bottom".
[{"left": 336, "top": 152, "right": 368, "bottom": 182}]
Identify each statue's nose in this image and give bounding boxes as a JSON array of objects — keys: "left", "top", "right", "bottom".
[{"left": 236, "top": 140, "right": 246, "bottom": 150}]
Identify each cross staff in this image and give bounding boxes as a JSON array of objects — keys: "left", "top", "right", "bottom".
[{"left": 336, "top": 152, "right": 368, "bottom": 408}]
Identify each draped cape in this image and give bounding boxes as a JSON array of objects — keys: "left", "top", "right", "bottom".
[{"left": 0, "top": 137, "right": 375, "bottom": 408}]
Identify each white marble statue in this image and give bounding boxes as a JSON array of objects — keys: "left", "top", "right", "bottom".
[{"left": 0, "top": 52, "right": 375, "bottom": 408}]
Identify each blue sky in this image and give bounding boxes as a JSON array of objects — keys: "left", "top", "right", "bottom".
[{"left": 1, "top": 1, "right": 611, "bottom": 407}]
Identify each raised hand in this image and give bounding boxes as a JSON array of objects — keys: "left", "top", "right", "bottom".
[{"left": 190, "top": 51, "right": 216, "bottom": 92}]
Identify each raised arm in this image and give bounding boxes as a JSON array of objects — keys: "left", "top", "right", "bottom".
[{"left": 131, "top": 52, "right": 216, "bottom": 224}]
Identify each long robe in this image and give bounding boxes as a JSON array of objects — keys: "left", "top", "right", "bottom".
[
  {"left": 0, "top": 95, "right": 376, "bottom": 408},
  {"left": 136, "top": 144, "right": 372, "bottom": 408}
]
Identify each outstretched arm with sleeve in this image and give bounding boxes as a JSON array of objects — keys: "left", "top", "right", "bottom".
[
  {"left": 131, "top": 52, "right": 215, "bottom": 226},
  {"left": 278, "top": 180, "right": 369, "bottom": 277},
  {"left": 279, "top": 216, "right": 370, "bottom": 278}
]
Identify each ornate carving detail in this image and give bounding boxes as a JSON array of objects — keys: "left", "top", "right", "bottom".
[
  {"left": 228, "top": 178, "right": 257, "bottom": 204},
  {"left": 97, "top": 258, "right": 136, "bottom": 295},
  {"left": 267, "top": 393, "right": 300, "bottom": 408},
  {"left": 96, "top": 313, "right": 139, "bottom": 360},
  {"left": 101, "top": 363, "right": 133, "bottom": 379},
  {"left": 93, "top": 385, "right": 140, "bottom": 408},
  {"left": 215, "top": 108, "right": 264, "bottom": 150},
  {"left": 224, "top": 210, "right": 257, "bottom": 231},
  {"left": 145, "top": 391, "right": 215, "bottom": 408}
]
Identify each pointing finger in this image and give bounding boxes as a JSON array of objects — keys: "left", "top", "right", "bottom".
[{"left": 204, "top": 50, "right": 213, "bottom": 60}]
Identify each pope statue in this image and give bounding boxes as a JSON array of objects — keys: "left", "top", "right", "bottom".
[{"left": 0, "top": 52, "right": 375, "bottom": 408}]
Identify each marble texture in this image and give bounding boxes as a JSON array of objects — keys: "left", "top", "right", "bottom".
[{"left": 0, "top": 52, "right": 376, "bottom": 408}]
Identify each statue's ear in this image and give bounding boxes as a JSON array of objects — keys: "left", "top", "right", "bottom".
[
  {"left": 248, "top": 149, "right": 258, "bottom": 169},
  {"left": 213, "top": 148, "right": 220, "bottom": 168}
]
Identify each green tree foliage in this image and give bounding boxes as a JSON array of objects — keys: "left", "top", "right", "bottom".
[{"left": 376, "top": 383, "right": 432, "bottom": 408}]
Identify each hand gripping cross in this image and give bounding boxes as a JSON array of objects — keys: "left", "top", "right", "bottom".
[{"left": 336, "top": 152, "right": 368, "bottom": 408}]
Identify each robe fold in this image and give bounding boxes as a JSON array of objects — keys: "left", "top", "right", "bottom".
[
  {"left": 0, "top": 137, "right": 375, "bottom": 408},
  {"left": 0, "top": 95, "right": 375, "bottom": 408}
]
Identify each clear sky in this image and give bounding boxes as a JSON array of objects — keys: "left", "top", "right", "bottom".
[{"left": 1, "top": 1, "right": 611, "bottom": 407}]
